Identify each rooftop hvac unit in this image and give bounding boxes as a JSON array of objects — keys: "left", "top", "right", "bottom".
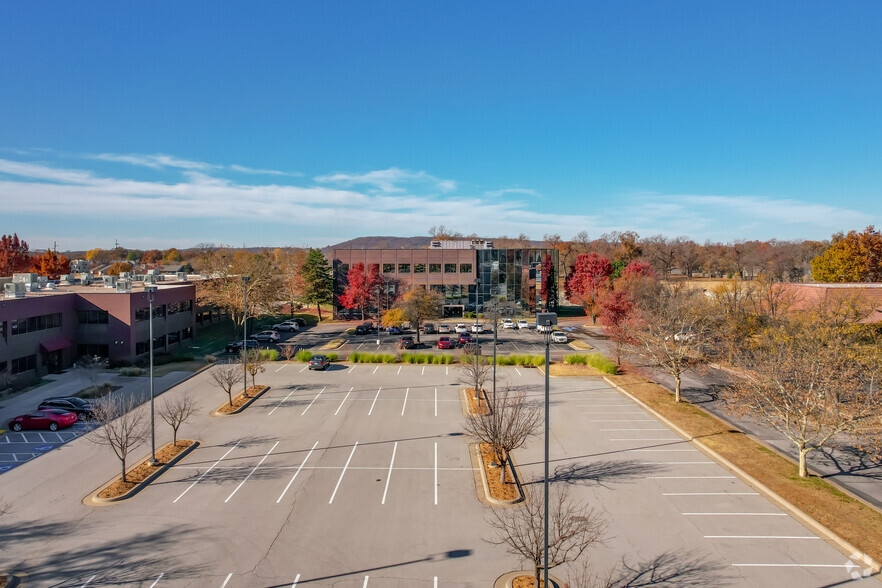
[
  {"left": 143, "top": 273, "right": 157, "bottom": 284},
  {"left": 26, "top": 282, "right": 41, "bottom": 292},
  {"left": 37, "top": 276, "right": 48, "bottom": 285},
  {"left": 430, "top": 241, "right": 442, "bottom": 249},
  {"left": 133, "top": 274, "right": 145, "bottom": 282},
  {"left": 80, "top": 273, "right": 92, "bottom": 285},
  {"left": 116, "top": 278, "right": 132, "bottom": 293},
  {"left": 4, "top": 282, "right": 26, "bottom": 299},
  {"left": 59, "top": 274, "right": 74, "bottom": 284},
  {"left": 176, "top": 271, "right": 187, "bottom": 281},
  {"left": 13, "top": 273, "right": 38, "bottom": 284},
  {"left": 45, "top": 282, "right": 57, "bottom": 290},
  {"left": 103, "top": 276, "right": 118, "bottom": 288},
  {"left": 147, "top": 269, "right": 160, "bottom": 276},
  {"left": 120, "top": 271, "right": 131, "bottom": 279}
]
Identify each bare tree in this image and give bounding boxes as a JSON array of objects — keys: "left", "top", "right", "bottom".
[
  {"left": 245, "top": 348, "right": 267, "bottom": 389},
  {"left": 157, "top": 393, "right": 198, "bottom": 447},
  {"left": 89, "top": 395, "right": 149, "bottom": 483},
  {"left": 725, "top": 307, "right": 882, "bottom": 477},
  {"left": 77, "top": 354, "right": 108, "bottom": 394},
  {"left": 279, "top": 343, "right": 298, "bottom": 362},
  {"left": 486, "top": 485, "right": 607, "bottom": 588},
  {"left": 462, "top": 386, "right": 541, "bottom": 484},
  {"left": 210, "top": 361, "right": 240, "bottom": 406},
  {"left": 458, "top": 349, "right": 492, "bottom": 401},
  {"left": 619, "top": 286, "right": 710, "bottom": 402}
]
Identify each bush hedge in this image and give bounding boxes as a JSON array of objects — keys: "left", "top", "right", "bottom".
[
  {"left": 400, "top": 353, "right": 456, "bottom": 364},
  {"left": 260, "top": 349, "right": 279, "bottom": 361},
  {"left": 349, "top": 352, "right": 398, "bottom": 363},
  {"left": 496, "top": 354, "right": 545, "bottom": 366},
  {"left": 564, "top": 353, "right": 618, "bottom": 374},
  {"left": 295, "top": 349, "right": 313, "bottom": 362}
]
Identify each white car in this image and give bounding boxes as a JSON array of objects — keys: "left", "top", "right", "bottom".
[
  {"left": 517, "top": 319, "right": 531, "bottom": 329},
  {"left": 272, "top": 321, "right": 300, "bottom": 332},
  {"left": 536, "top": 323, "right": 553, "bottom": 333},
  {"left": 455, "top": 324, "right": 468, "bottom": 334},
  {"left": 438, "top": 324, "right": 452, "bottom": 333},
  {"left": 471, "top": 323, "right": 484, "bottom": 333},
  {"left": 501, "top": 318, "right": 515, "bottom": 329},
  {"left": 552, "top": 331, "right": 568, "bottom": 343}
]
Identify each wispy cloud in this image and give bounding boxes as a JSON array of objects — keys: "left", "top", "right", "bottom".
[
  {"left": 315, "top": 167, "right": 457, "bottom": 193},
  {"left": 89, "top": 152, "right": 219, "bottom": 171},
  {"left": 484, "top": 188, "right": 540, "bottom": 198},
  {"left": 229, "top": 164, "right": 302, "bottom": 177}
]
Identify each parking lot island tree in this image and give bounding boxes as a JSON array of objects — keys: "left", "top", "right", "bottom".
[
  {"left": 300, "top": 248, "right": 334, "bottom": 321},
  {"left": 210, "top": 361, "right": 240, "bottom": 407},
  {"left": 395, "top": 286, "right": 443, "bottom": 344},
  {"left": 244, "top": 348, "right": 267, "bottom": 389},
  {"left": 462, "top": 386, "right": 541, "bottom": 484},
  {"left": 381, "top": 307, "right": 407, "bottom": 329},
  {"left": 77, "top": 354, "right": 108, "bottom": 395},
  {"left": 88, "top": 395, "right": 150, "bottom": 484},
  {"left": 486, "top": 484, "right": 607, "bottom": 588},
  {"left": 458, "top": 348, "right": 492, "bottom": 402},
  {"left": 157, "top": 393, "right": 198, "bottom": 447}
]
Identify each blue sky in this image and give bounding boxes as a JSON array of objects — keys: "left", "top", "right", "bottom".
[{"left": 1, "top": 1, "right": 880, "bottom": 251}]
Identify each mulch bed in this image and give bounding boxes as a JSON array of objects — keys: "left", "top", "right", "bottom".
[
  {"left": 480, "top": 443, "right": 519, "bottom": 501},
  {"left": 97, "top": 441, "right": 194, "bottom": 499},
  {"left": 216, "top": 386, "right": 267, "bottom": 414},
  {"left": 513, "top": 577, "right": 553, "bottom": 588},
  {"left": 466, "top": 388, "right": 490, "bottom": 415}
]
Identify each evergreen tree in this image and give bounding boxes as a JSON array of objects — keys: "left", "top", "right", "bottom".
[{"left": 301, "top": 248, "right": 333, "bottom": 321}]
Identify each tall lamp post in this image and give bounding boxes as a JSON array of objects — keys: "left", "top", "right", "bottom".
[
  {"left": 474, "top": 278, "right": 481, "bottom": 349},
  {"left": 537, "top": 311, "right": 557, "bottom": 588},
  {"left": 145, "top": 285, "right": 158, "bottom": 465},
  {"left": 242, "top": 276, "right": 250, "bottom": 398}
]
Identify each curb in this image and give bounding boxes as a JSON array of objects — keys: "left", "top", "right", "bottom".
[
  {"left": 469, "top": 443, "right": 526, "bottom": 507},
  {"left": 212, "top": 386, "right": 271, "bottom": 416},
  {"left": 493, "top": 570, "right": 563, "bottom": 588},
  {"left": 602, "top": 376, "right": 882, "bottom": 575},
  {"left": 84, "top": 440, "right": 200, "bottom": 506},
  {"left": 459, "top": 388, "right": 491, "bottom": 417}
]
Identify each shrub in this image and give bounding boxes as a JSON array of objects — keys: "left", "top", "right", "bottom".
[
  {"left": 119, "top": 367, "right": 143, "bottom": 377},
  {"left": 326, "top": 352, "right": 338, "bottom": 362},
  {"left": 260, "top": 349, "right": 279, "bottom": 361},
  {"left": 564, "top": 353, "right": 617, "bottom": 374},
  {"left": 496, "top": 354, "right": 544, "bottom": 367},
  {"left": 295, "top": 349, "right": 313, "bottom": 362}
]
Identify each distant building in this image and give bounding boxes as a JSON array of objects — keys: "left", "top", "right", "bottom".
[
  {"left": 333, "top": 241, "right": 558, "bottom": 318},
  {"left": 781, "top": 282, "right": 882, "bottom": 323}
]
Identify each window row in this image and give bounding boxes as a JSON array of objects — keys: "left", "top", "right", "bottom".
[
  {"left": 167, "top": 300, "right": 193, "bottom": 315},
  {"left": 78, "top": 310, "right": 109, "bottom": 325},
  {"left": 77, "top": 344, "right": 109, "bottom": 358},
  {"left": 135, "top": 327, "right": 193, "bottom": 355},
  {"left": 340, "top": 263, "right": 474, "bottom": 275},
  {"left": 12, "top": 354, "right": 37, "bottom": 374},
  {"left": 11, "top": 313, "right": 62, "bottom": 335}
]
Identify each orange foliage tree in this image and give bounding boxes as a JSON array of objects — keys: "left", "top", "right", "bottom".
[
  {"left": 0, "top": 234, "right": 31, "bottom": 276},
  {"left": 30, "top": 249, "right": 71, "bottom": 279}
]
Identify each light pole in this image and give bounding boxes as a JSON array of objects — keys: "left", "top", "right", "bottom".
[
  {"left": 492, "top": 297, "right": 498, "bottom": 406},
  {"left": 242, "top": 276, "right": 250, "bottom": 398},
  {"left": 537, "top": 311, "right": 557, "bottom": 588},
  {"left": 145, "top": 285, "right": 158, "bottom": 465},
  {"left": 376, "top": 279, "right": 382, "bottom": 346},
  {"left": 474, "top": 278, "right": 480, "bottom": 349}
]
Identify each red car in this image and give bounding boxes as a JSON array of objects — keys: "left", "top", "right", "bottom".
[
  {"left": 437, "top": 336, "right": 454, "bottom": 349},
  {"left": 9, "top": 409, "right": 78, "bottom": 432},
  {"left": 458, "top": 333, "right": 473, "bottom": 345}
]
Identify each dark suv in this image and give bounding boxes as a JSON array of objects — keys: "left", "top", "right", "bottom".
[
  {"left": 308, "top": 354, "right": 330, "bottom": 370},
  {"left": 399, "top": 336, "right": 415, "bottom": 349},
  {"left": 38, "top": 396, "right": 95, "bottom": 419},
  {"left": 226, "top": 339, "right": 259, "bottom": 353}
]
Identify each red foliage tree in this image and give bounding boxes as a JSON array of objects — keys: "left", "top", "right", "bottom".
[
  {"left": 339, "top": 263, "right": 382, "bottom": 320},
  {"left": 0, "top": 234, "right": 31, "bottom": 276},
  {"left": 565, "top": 253, "right": 613, "bottom": 323},
  {"left": 597, "top": 288, "right": 635, "bottom": 364},
  {"left": 30, "top": 249, "right": 71, "bottom": 279}
]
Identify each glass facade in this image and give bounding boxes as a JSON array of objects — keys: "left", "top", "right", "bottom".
[{"left": 470, "top": 249, "right": 558, "bottom": 313}]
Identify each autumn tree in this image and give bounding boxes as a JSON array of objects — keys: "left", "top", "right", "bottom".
[
  {"left": 380, "top": 307, "right": 407, "bottom": 328},
  {"left": 811, "top": 226, "right": 882, "bottom": 283},
  {"left": 300, "top": 248, "right": 334, "bottom": 321},
  {"left": 162, "top": 248, "right": 184, "bottom": 263},
  {"left": 566, "top": 253, "right": 613, "bottom": 324},
  {"left": 0, "top": 233, "right": 31, "bottom": 276},
  {"left": 725, "top": 306, "right": 882, "bottom": 477},
  {"left": 89, "top": 395, "right": 149, "bottom": 484},
  {"left": 395, "top": 286, "right": 443, "bottom": 343},
  {"left": 338, "top": 262, "right": 382, "bottom": 321},
  {"left": 280, "top": 248, "right": 308, "bottom": 314},
  {"left": 157, "top": 393, "right": 198, "bottom": 446},
  {"left": 29, "top": 249, "right": 71, "bottom": 279},
  {"left": 106, "top": 262, "right": 134, "bottom": 276},
  {"left": 141, "top": 249, "right": 163, "bottom": 264}
]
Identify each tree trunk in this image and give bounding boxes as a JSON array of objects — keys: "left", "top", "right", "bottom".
[
  {"left": 228, "top": 391, "right": 233, "bottom": 407},
  {"left": 534, "top": 563, "right": 541, "bottom": 588},
  {"left": 317, "top": 304, "right": 323, "bottom": 322},
  {"left": 674, "top": 374, "right": 681, "bottom": 403},
  {"left": 798, "top": 447, "right": 810, "bottom": 478},
  {"left": 500, "top": 452, "right": 507, "bottom": 485},
  {"left": 121, "top": 458, "right": 127, "bottom": 483},
  {"left": 173, "top": 429, "right": 178, "bottom": 446}
]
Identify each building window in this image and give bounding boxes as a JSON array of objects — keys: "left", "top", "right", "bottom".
[
  {"left": 153, "top": 305, "right": 166, "bottom": 319},
  {"left": 168, "top": 330, "right": 181, "bottom": 344},
  {"left": 444, "top": 263, "right": 457, "bottom": 273},
  {"left": 414, "top": 263, "right": 426, "bottom": 273},
  {"left": 183, "top": 327, "right": 193, "bottom": 340},
  {"left": 0, "top": 361, "right": 6, "bottom": 373},
  {"left": 168, "top": 302, "right": 180, "bottom": 315},
  {"left": 136, "top": 340, "right": 149, "bottom": 355},
  {"left": 78, "top": 310, "right": 109, "bottom": 324},
  {"left": 429, "top": 263, "right": 441, "bottom": 273},
  {"left": 154, "top": 335, "right": 166, "bottom": 350},
  {"left": 11, "top": 355, "right": 36, "bottom": 375},
  {"left": 135, "top": 307, "right": 149, "bottom": 322},
  {"left": 460, "top": 263, "right": 473, "bottom": 273},
  {"left": 77, "top": 344, "right": 108, "bottom": 358},
  {"left": 382, "top": 263, "right": 395, "bottom": 273},
  {"left": 398, "top": 263, "right": 411, "bottom": 273},
  {"left": 11, "top": 312, "right": 62, "bottom": 335}
]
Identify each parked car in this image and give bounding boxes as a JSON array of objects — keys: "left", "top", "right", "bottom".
[
  {"left": 226, "top": 339, "right": 259, "bottom": 353},
  {"left": 388, "top": 326, "right": 402, "bottom": 335},
  {"left": 437, "top": 336, "right": 454, "bottom": 349},
  {"left": 422, "top": 323, "right": 436, "bottom": 334},
  {"left": 38, "top": 396, "right": 95, "bottom": 419},
  {"left": 438, "top": 324, "right": 452, "bottom": 334},
  {"left": 361, "top": 322, "right": 375, "bottom": 332},
  {"left": 471, "top": 323, "right": 484, "bottom": 333},
  {"left": 455, "top": 324, "right": 468, "bottom": 334},
  {"left": 272, "top": 321, "right": 300, "bottom": 332},
  {"left": 290, "top": 317, "right": 307, "bottom": 327},
  {"left": 552, "top": 331, "right": 569, "bottom": 343},
  {"left": 517, "top": 319, "right": 531, "bottom": 329},
  {"left": 536, "top": 324, "right": 553, "bottom": 333},
  {"left": 501, "top": 318, "right": 515, "bottom": 329},
  {"left": 399, "top": 336, "right": 415, "bottom": 349},
  {"left": 458, "top": 332, "right": 473, "bottom": 345},
  {"left": 9, "top": 409, "right": 78, "bottom": 432},
  {"left": 354, "top": 325, "right": 372, "bottom": 335},
  {"left": 308, "top": 354, "right": 330, "bottom": 370},
  {"left": 250, "top": 330, "right": 280, "bottom": 342}
]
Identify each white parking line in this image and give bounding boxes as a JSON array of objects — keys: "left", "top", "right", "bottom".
[
  {"left": 348, "top": 364, "right": 356, "bottom": 373},
  {"left": 299, "top": 365, "right": 308, "bottom": 373},
  {"left": 397, "top": 366, "right": 402, "bottom": 375},
  {"left": 329, "top": 442, "right": 358, "bottom": 504},
  {"left": 445, "top": 367, "right": 448, "bottom": 376},
  {"left": 731, "top": 563, "right": 852, "bottom": 568},
  {"left": 268, "top": 386, "right": 300, "bottom": 416},
  {"left": 434, "top": 442, "right": 438, "bottom": 505},
  {"left": 401, "top": 388, "right": 409, "bottom": 416},
  {"left": 54, "top": 432, "right": 64, "bottom": 441},
  {"left": 706, "top": 536, "right": 820, "bottom": 540},
  {"left": 335, "top": 387, "right": 353, "bottom": 416},
  {"left": 275, "top": 364, "right": 287, "bottom": 372},
  {"left": 647, "top": 462, "right": 714, "bottom": 465},
  {"left": 174, "top": 442, "right": 239, "bottom": 503},
  {"left": 301, "top": 387, "right": 326, "bottom": 415},
  {"left": 291, "top": 573, "right": 301, "bottom": 587},
  {"left": 584, "top": 411, "right": 646, "bottom": 414},
  {"left": 80, "top": 575, "right": 96, "bottom": 587},
  {"left": 421, "top": 366, "right": 425, "bottom": 375},
  {"left": 38, "top": 433, "right": 46, "bottom": 442},
  {"left": 221, "top": 573, "right": 233, "bottom": 587},
  {"left": 277, "top": 441, "right": 319, "bottom": 503},
  {"left": 684, "top": 512, "right": 786, "bottom": 516},
  {"left": 434, "top": 387, "right": 437, "bottom": 417},
  {"left": 610, "top": 438, "right": 679, "bottom": 441},
  {"left": 373, "top": 365, "right": 379, "bottom": 374},
  {"left": 515, "top": 368, "right": 522, "bottom": 376},
  {"left": 664, "top": 492, "right": 759, "bottom": 496},
  {"left": 648, "top": 476, "right": 735, "bottom": 479},
  {"left": 382, "top": 442, "right": 398, "bottom": 505},
  {"left": 368, "top": 388, "right": 382, "bottom": 415},
  {"left": 626, "top": 449, "right": 697, "bottom": 452},
  {"left": 149, "top": 573, "right": 164, "bottom": 587},
  {"left": 434, "top": 577, "right": 438, "bottom": 588},
  {"left": 363, "top": 576, "right": 369, "bottom": 587},
  {"left": 225, "top": 441, "right": 280, "bottom": 502}
]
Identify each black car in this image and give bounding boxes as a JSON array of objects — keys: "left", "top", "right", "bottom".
[
  {"left": 226, "top": 339, "right": 259, "bottom": 353},
  {"left": 38, "top": 396, "right": 95, "bottom": 419},
  {"left": 422, "top": 323, "right": 436, "bottom": 334},
  {"left": 399, "top": 336, "right": 415, "bottom": 349},
  {"left": 308, "top": 354, "right": 330, "bottom": 370},
  {"left": 291, "top": 317, "right": 307, "bottom": 327}
]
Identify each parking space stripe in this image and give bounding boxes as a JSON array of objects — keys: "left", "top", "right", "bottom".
[
  {"left": 664, "top": 492, "right": 759, "bottom": 496},
  {"left": 589, "top": 419, "right": 656, "bottom": 422},
  {"left": 38, "top": 433, "right": 46, "bottom": 442},
  {"left": 397, "top": 366, "right": 402, "bottom": 375},
  {"left": 149, "top": 573, "right": 164, "bottom": 587},
  {"left": 80, "top": 575, "right": 96, "bottom": 587},
  {"left": 335, "top": 387, "right": 353, "bottom": 416},
  {"left": 269, "top": 386, "right": 300, "bottom": 416},
  {"left": 373, "top": 365, "right": 379, "bottom": 374},
  {"left": 382, "top": 441, "right": 398, "bottom": 504},
  {"left": 348, "top": 364, "right": 356, "bottom": 373},
  {"left": 299, "top": 365, "right": 308, "bottom": 373},
  {"left": 368, "top": 388, "right": 382, "bottom": 415},
  {"left": 705, "top": 535, "right": 820, "bottom": 540},
  {"left": 601, "top": 428, "right": 669, "bottom": 431},
  {"left": 648, "top": 476, "right": 735, "bottom": 479},
  {"left": 363, "top": 576, "right": 369, "bottom": 587},
  {"left": 291, "top": 573, "right": 301, "bottom": 587},
  {"left": 301, "top": 387, "right": 326, "bottom": 415},
  {"left": 277, "top": 441, "right": 319, "bottom": 503},
  {"left": 626, "top": 449, "right": 697, "bottom": 452},
  {"left": 434, "top": 442, "right": 438, "bottom": 505},
  {"left": 221, "top": 573, "right": 233, "bottom": 587},
  {"left": 225, "top": 441, "right": 280, "bottom": 502},
  {"left": 647, "top": 462, "right": 714, "bottom": 465},
  {"left": 434, "top": 387, "right": 438, "bottom": 417},
  {"left": 421, "top": 366, "right": 425, "bottom": 375},
  {"left": 684, "top": 512, "right": 786, "bottom": 516},
  {"left": 515, "top": 368, "right": 522, "bottom": 376},
  {"left": 174, "top": 442, "right": 239, "bottom": 503},
  {"left": 275, "top": 364, "right": 287, "bottom": 372},
  {"left": 329, "top": 442, "right": 358, "bottom": 504},
  {"left": 401, "top": 388, "right": 409, "bottom": 416}
]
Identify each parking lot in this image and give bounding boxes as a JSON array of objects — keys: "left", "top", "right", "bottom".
[
  {"left": 0, "top": 363, "right": 875, "bottom": 586},
  {"left": 0, "top": 422, "right": 95, "bottom": 473}
]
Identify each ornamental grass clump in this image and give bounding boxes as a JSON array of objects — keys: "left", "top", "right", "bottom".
[
  {"left": 295, "top": 349, "right": 313, "bottom": 362},
  {"left": 564, "top": 353, "right": 618, "bottom": 374},
  {"left": 260, "top": 349, "right": 279, "bottom": 361}
]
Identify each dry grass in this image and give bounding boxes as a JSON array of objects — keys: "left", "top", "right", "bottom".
[
  {"left": 513, "top": 576, "right": 556, "bottom": 588},
  {"left": 466, "top": 388, "right": 490, "bottom": 415},
  {"left": 217, "top": 386, "right": 267, "bottom": 413},
  {"left": 480, "top": 443, "right": 519, "bottom": 501},
  {"left": 608, "top": 374, "right": 882, "bottom": 565},
  {"left": 548, "top": 363, "right": 606, "bottom": 377},
  {"left": 97, "top": 440, "right": 194, "bottom": 499},
  {"left": 322, "top": 338, "right": 345, "bottom": 349},
  {"left": 569, "top": 339, "right": 593, "bottom": 350}
]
